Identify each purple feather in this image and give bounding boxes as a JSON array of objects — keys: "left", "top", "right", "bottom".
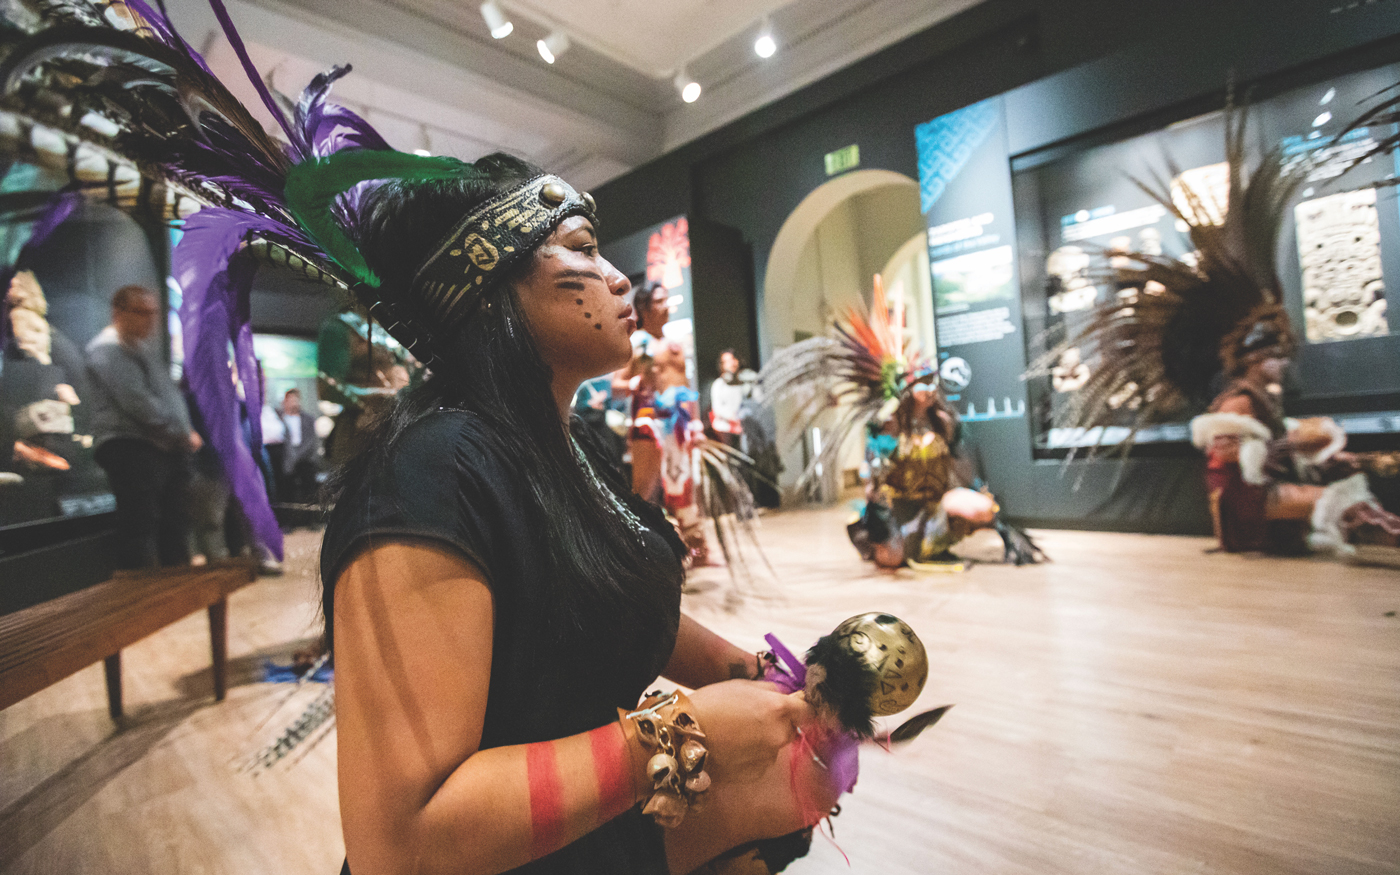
[
  {"left": 205, "top": 0, "right": 299, "bottom": 149},
  {"left": 27, "top": 192, "right": 82, "bottom": 248},
  {"left": 296, "top": 65, "right": 392, "bottom": 158},
  {"left": 175, "top": 208, "right": 286, "bottom": 560},
  {"left": 825, "top": 730, "right": 860, "bottom": 795},
  {"left": 120, "top": 0, "right": 215, "bottom": 75}
]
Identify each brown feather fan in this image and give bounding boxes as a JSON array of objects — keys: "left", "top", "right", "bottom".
[{"left": 1027, "top": 104, "right": 1308, "bottom": 463}]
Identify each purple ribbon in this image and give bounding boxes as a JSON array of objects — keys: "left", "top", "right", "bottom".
[{"left": 764, "top": 633, "right": 807, "bottom": 689}]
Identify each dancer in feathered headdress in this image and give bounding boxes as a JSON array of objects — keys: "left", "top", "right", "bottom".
[
  {"left": 1030, "top": 105, "right": 1399, "bottom": 557},
  {"left": 763, "top": 275, "right": 1043, "bottom": 568}
]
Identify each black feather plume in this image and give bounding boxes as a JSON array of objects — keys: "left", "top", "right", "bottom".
[
  {"left": 889, "top": 704, "right": 953, "bottom": 744},
  {"left": 804, "top": 632, "right": 879, "bottom": 738}
]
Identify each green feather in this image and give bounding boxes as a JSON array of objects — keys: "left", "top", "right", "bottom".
[{"left": 284, "top": 150, "right": 477, "bottom": 288}]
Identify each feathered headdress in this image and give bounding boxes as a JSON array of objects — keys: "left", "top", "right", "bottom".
[
  {"left": 0, "top": 0, "right": 547, "bottom": 557},
  {"left": 1028, "top": 105, "right": 1307, "bottom": 460},
  {"left": 761, "top": 274, "right": 930, "bottom": 486},
  {"left": 1334, "top": 81, "right": 1400, "bottom": 185}
]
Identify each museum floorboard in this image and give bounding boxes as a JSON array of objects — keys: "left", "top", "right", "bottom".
[{"left": 1, "top": 508, "right": 1397, "bottom": 875}]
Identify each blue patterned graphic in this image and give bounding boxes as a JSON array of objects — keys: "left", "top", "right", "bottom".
[{"left": 915, "top": 99, "right": 1000, "bottom": 214}]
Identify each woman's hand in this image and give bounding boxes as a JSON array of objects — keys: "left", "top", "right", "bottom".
[{"left": 687, "top": 680, "right": 813, "bottom": 783}]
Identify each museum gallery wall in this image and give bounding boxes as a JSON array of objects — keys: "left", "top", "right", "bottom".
[
  {"left": 594, "top": 0, "right": 1400, "bottom": 534},
  {"left": 994, "top": 62, "right": 1400, "bottom": 458}
]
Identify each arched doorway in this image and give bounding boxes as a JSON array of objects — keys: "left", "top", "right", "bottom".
[{"left": 761, "top": 169, "right": 931, "bottom": 501}]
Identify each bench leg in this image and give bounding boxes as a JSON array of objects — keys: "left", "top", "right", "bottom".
[
  {"left": 103, "top": 652, "right": 122, "bottom": 721},
  {"left": 208, "top": 598, "right": 228, "bottom": 701}
]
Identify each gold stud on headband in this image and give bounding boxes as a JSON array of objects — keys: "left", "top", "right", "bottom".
[{"left": 540, "top": 181, "right": 567, "bottom": 207}]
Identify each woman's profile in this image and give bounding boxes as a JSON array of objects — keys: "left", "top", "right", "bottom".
[{"left": 320, "top": 155, "right": 839, "bottom": 875}]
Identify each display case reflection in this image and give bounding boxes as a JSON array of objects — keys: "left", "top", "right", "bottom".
[
  {"left": 1015, "top": 61, "right": 1400, "bottom": 457},
  {"left": 1, "top": 201, "right": 163, "bottom": 528}
]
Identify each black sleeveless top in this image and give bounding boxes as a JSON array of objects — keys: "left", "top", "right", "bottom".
[{"left": 321, "top": 409, "right": 684, "bottom": 875}]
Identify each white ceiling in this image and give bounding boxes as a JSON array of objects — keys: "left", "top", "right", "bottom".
[{"left": 167, "top": 0, "right": 984, "bottom": 190}]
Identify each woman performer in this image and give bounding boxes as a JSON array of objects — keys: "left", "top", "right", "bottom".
[
  {"left": 320, "top": 156, "right": 838, "bottom": 875},
  {"left": 613, "top": 280, "right": 709, "bottom": 561},
  {"left": 0, "top": 7, "right": 835, "bottom": 867}
]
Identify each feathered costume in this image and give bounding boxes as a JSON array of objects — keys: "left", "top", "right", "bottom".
[
  {"left": 1029, "top": 104, "right": 1400, "bottom": 557},
  {"left": 0, "top": 0, "right": 508, "bottom": 561},
  {"left": 762, "top": 276, "right": 1043, "bottom": 568}
]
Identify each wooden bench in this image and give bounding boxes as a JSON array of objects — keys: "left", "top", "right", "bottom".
[{"left": 0, "top": 559, "right": 258, "bottom": 720}]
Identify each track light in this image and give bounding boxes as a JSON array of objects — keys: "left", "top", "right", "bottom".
[
  {"left": 480, "top": 1, "right": 513, "bottom": 39},
  {"left": 754, "top": 19, "right": 776, "bottom": 58},
  {"left": 537, "top": 30, "right": 570, "bottom": 64},
  {"left": 674, "top": 69, "right": 701, "bottom": 103}
]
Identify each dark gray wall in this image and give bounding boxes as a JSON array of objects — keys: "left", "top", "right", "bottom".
[
  {"left": 688, "top": 218, "right": 758, "bottom": 382},
  {"left": 249, "top": 272, "right": 342, "bottom": 337},
  {"left": 593, "top": 0, "right": 1400, "bottom": 534}
]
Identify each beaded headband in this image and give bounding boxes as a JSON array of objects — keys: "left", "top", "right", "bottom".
[{"left": 409, "top": 174, "right": 597, "bottom": 332}]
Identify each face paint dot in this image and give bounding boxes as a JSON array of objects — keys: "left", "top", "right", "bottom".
[
  {"left": 576, "top": 299, "right": 583, "bottom": 305},
  {"left": 595, "top": 323, "right": 603, "bottom": 330},
  {"left": 584, "top": 312, "right": 591, "bottom": 318}
]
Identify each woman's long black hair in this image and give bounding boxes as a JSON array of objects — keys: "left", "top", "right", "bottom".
[{"left": 324, "top": 153, "right": 683, "bottom": 651}]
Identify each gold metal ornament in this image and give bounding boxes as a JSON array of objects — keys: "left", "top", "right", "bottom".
[
  {"left": 678, "top": 738, "right": 706, "bottom": 772},
  {"left": 540, "top": 181, "right": 568, "bottom": 207},
  {"left": 830, "top": 612, "right": 929, "bottom": 717},
  {"left": 624, "top": 690, "right": 711, "bottom": 828},
  {"left": 642, "top": 790, "right": 686, "bottom": 828},
  {"left": 647, "top": 752, "right": 678, "bottom": 787}
]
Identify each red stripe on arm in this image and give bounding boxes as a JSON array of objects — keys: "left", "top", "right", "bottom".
[
  {"left": 525, "top": 742, "right": 566, "bottom": 857},
  {"left": 590, "top": 722, "right": 635, "bottom": 823}
]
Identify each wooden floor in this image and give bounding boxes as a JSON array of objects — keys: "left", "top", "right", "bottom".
[{"left": 2, "top": 509, "right": 1398, "bottom": 874}]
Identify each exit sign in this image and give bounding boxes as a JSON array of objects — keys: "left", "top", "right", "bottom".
[{"left": 824, "top": 144, "right": 860, "bottom": 176}]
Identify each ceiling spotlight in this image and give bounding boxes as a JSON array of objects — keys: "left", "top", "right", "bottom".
[
  {"left": 537, "top": 30, "right": 570, "bottom": 64},
  {"left": 480, "top": 1, "right": 513, "bottom": 39},
  {"left": 754, "top": 20, "right": 777, "bottom": 58},
  {"left": 674, "top": 69, "right": 701, "bottom": 103}
]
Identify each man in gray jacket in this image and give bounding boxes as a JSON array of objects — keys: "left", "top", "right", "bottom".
[
  {"left": 86, "top": 285, "right": 201, "bottom": 568},
  {"left": 277, "top": 388, "right": 321, "bottom": 505}
]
